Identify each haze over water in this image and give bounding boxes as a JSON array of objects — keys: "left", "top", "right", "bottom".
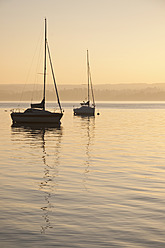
[{"left": 1, "top": 102, "right": 165, "bottom": 248}]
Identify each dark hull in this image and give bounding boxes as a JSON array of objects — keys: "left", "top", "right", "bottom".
[{"left": 11, "top": 112, "right": 63, "bottom": 125}]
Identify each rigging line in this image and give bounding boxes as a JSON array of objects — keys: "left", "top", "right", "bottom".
[
  {"left": 18, "top": 24, "right": 43, "bottom": 106},
  {"left": 31, "top": 30, "right": 43, "bottom": 103},
  {"left": 89, "top": 69, "right": 95, "bottom": 107},
  {"left": 87, "top": 50, "right": 95, "bottom": 107},
  {"left": 46, "top": 42, "right": 63, "bottom": 113}
]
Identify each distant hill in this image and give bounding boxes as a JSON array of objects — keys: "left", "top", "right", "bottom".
[{"left": 1, "top": 83, "right": 165, "bottom": 101}]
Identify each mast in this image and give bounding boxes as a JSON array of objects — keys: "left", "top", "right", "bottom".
[
  {"left": 87, "top": 50, "right": 90, "bottom": 106},
  {"left": 43, "top": 18, "right": 47, "bottom": 110}
]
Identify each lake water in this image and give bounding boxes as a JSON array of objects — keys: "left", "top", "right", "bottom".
[{"left": 1, "top": 101, "right": 165, "bottom": 248}]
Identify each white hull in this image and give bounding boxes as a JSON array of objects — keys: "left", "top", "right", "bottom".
[
  {"left": 73, "top": 50, "right": 96, "bottom": 117},
  {"left": 73, "top": 106, "right": 95, "bottom": 116}
]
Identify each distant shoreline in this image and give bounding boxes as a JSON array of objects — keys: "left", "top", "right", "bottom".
[{"left": 1, "top": 83, "right": 165, "bottom": 101}]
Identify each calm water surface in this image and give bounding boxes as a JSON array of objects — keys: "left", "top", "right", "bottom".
[{"left": 1, "top": 102, "right": 165, "bottom": 248}]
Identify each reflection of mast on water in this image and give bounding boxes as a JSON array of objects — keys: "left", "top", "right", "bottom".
[
  {"left": 11, "top": 124, "right": 62, "bottom": 234},
  {"left": 39, "top": 128, "right": 53, "bottom": 233},
  {"left": 80, "top": 116, "right": 95, "bottom": 190},
  {"left": 39, "top": 127, "right": 62, "bottom": 234}
]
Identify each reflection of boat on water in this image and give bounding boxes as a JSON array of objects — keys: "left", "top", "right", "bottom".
[
  {"left": 11, "top": 122, "right": 61, "bottom": 129},
  {"left": 78, "top": 116, "right": 95, "bottom": 190},
  {"left": 39, "top": 127, "right": 62, "bottom": 234},
  {"left": 73, "top": 50, "right": 95, "bottom": 116},
  {"left": 11, "top": 124, "right": 62, "bottom": 234},
  {"left": 11, "top": 18, "right": 63, "bottom": 125}
]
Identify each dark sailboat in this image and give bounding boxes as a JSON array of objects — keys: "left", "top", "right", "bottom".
[{"left": 11, "top": 19, "right": 63, "bottom": 125}]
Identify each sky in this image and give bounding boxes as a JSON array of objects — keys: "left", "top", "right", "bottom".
[{"left": 1, "top": 0, "right": 165, "bottom": 85}]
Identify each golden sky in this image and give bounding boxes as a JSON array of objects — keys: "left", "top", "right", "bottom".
[{"left": 1, "top": 0, "right": 165, "bottom": 85}]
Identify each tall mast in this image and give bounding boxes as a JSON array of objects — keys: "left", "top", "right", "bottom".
[
  {"left": 87, "top": 50, "right": 90, "bottom": 106},
  {"left": 43, "top": 18, "right": 47, "bottom": 110}
]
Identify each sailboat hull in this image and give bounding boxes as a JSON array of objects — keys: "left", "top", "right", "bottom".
[
  {"left": 73, "top": 106, "right": 95, "bottom": 116},
  {"left": 11, "top": 111, "right": 63, "bottom": 124}
]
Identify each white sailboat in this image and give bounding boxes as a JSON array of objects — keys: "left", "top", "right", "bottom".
[
  {"left": 11, "top": 19, "right": 63, "bottom": 126},
  {"left": 73, "top": 50, "right": 95, "bottom": 116}
]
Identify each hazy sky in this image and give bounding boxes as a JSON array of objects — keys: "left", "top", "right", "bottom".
[{"left": 1, "top": 0, "right": 165, "bottom": 85}]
